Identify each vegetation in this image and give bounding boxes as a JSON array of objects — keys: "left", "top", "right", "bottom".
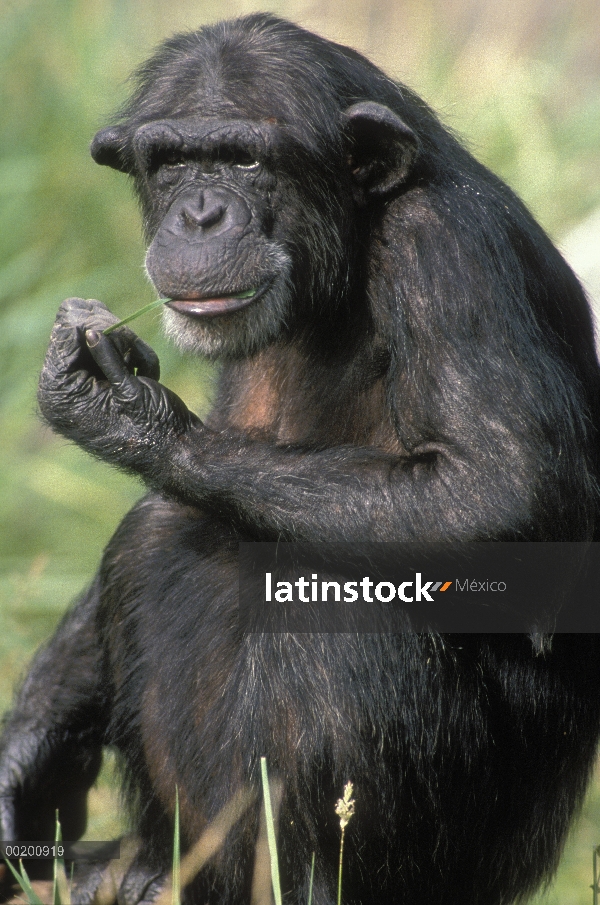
[{"left": 1, "top": 0, "right": 599, "bottom": 901}]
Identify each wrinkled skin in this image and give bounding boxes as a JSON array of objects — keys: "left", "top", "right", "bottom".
[
  {"left": 3, "top": 13, "right": 600, "bottom": 905},
  {"left": 37, "top": 298, "right": 197, "bottom": 473}
]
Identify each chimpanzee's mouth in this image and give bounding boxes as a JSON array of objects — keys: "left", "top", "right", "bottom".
[{"left": 166, "top": 287, "right": 263, "bottom": 318}]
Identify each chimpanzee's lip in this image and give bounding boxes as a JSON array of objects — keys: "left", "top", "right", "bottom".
[{"left": 166, "top": 287, "right": 263, "bottom": 318}]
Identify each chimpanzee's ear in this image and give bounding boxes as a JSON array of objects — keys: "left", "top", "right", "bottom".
[
  {"left": 90, "top": 125, "right": 132, "bottom": 173},
  {"left": 343, "top": 101, "right": 419, "bottom": 198}
]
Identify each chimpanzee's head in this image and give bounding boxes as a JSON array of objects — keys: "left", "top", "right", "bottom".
[{"left": 90, "top": 14, "right": 418, "bottom": 359}]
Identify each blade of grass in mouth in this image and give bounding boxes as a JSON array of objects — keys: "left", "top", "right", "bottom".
[
  {"left": 103, "top": 298, "right": 169, "bottom": 334},
  {"left": 102, "top": 290, "right": 257, "bottom": 335}
]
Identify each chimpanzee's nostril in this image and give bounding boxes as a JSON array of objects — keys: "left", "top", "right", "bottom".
[
  {"left": 180, "top": 198, "right": 227, "bottom": 231},
  {"left": 197, "top": 203, "right": 226, "bottom": 229},
  {"left": 163, "top": 187, "right": 251, "bottom": 242}
]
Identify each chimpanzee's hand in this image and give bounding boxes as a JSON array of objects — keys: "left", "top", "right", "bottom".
[{"left": 38, "top": 298, "right": 199, "bottom": 474}]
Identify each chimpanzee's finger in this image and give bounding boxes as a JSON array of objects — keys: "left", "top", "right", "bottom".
[
  {"left": 58, "top": 298, "right": 115, "bottom": 330},
  {"left": 43, "top": 323, "right": 89, "bottom": 377},
  {"left": 95, "top": 328, "right": 160, "bottom": 380},
  {"left": 58, "top": 299, "right": 160, "bottom": 381},
  {"left": 124, "top": 338, "right": 161, "bottom": 381},
  {"left": 85, "top": 330, "right": 140, "bottom": 395}
]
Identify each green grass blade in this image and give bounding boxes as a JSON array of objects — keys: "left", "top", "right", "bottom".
[
  {"left": 52, "top": 817, "right": 60, "bottom": 905},
  {"left": 102, "top": 288, "right": 258, "bottom": 335},
  {"left": 172, "top": 786, "right": 180, "bottom": 905},
  {"left": 103, "top": 298, "right": 168, "bottom": 334},
  {"left": 52, "top": 810, "right": 69, "bottom": 905},
  {"left": 260, "top": 757, "right": 282, "bottom": 905},
  {"left": 307, "top": 852, "right": 315, "bottom": 905},
  {"left": 52, "top": 809, "right": 60, "bottom": 905},
  {"left": 16, "top": 860, "right": 40, "bottom": 904},
  {"left": 337, "top": 829, "right": 345, "bottom": 905},
  {"left": 3, "top": 857, "right": 25, "bottom": 889},
  {"left": 3, "top": 857, "right": 43, "bottom": 904},
  {"left": 14, "top": 859, "right": 44, "bottom": 905}
]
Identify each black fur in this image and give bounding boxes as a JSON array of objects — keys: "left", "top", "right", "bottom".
[{"left": 2, "top": 14, "right": 600, "bottom": 905}]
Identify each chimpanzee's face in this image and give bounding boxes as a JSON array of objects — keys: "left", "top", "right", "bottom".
[
  {"left": 134, "top": 115, "right": 297, "bottom": 359},
  {"left": 90, "top": 61, "right": 417, "bottom": 360}
]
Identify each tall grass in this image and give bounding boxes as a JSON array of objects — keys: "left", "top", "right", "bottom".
[{"left": 3, "top": 812, "right": 70, "bottom": 905}]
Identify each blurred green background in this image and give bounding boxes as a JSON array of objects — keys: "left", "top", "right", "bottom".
[{"left": 1, "top": 0, "right": 600, "bottom": 900}]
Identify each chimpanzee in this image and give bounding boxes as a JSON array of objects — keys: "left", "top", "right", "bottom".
[{"left": 2, "top": 13, "right": 600, "bottom": 905}]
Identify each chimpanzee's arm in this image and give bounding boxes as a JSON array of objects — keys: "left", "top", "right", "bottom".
[
  {"left": 0, "top": 580, "right": 106, "bottom": 847},
  {"left": 37, "top": 298, "right": 590, "bottom": 544}
]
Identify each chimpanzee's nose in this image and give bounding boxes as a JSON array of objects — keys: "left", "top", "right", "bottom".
[
  {"left": 175, "top": 187, "right": 251, "bottom": 238},
  {"left": 181, "top": 190, "right": 226, "bottom": 231}
]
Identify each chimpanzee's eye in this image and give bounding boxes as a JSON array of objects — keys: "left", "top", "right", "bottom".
[
  {"left": 208, "top": 147, "right": 260, "bottom": 170},
  {"left": 232, "top": 149, "right": 260, "bottom": 169},
  {"left": 163, "top": 150, "right": 187, "bottom": 167},
  {"left": 150, "top": 149, "right": 188, "bottom": 174}
]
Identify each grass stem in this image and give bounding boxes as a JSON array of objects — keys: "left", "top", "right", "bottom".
[
  {"left": 260, "top": 757, "right": 282, "bottom": 905},
  {"left": 172, "top": 787, "right": 180, "bottom": 905},
  {"left": 102, "top": 298, "right": 168, "bottom": 334}
]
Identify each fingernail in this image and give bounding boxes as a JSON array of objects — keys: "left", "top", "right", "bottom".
[{"left": 86, "top": 329, "right": 100, "bottom": 347}]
